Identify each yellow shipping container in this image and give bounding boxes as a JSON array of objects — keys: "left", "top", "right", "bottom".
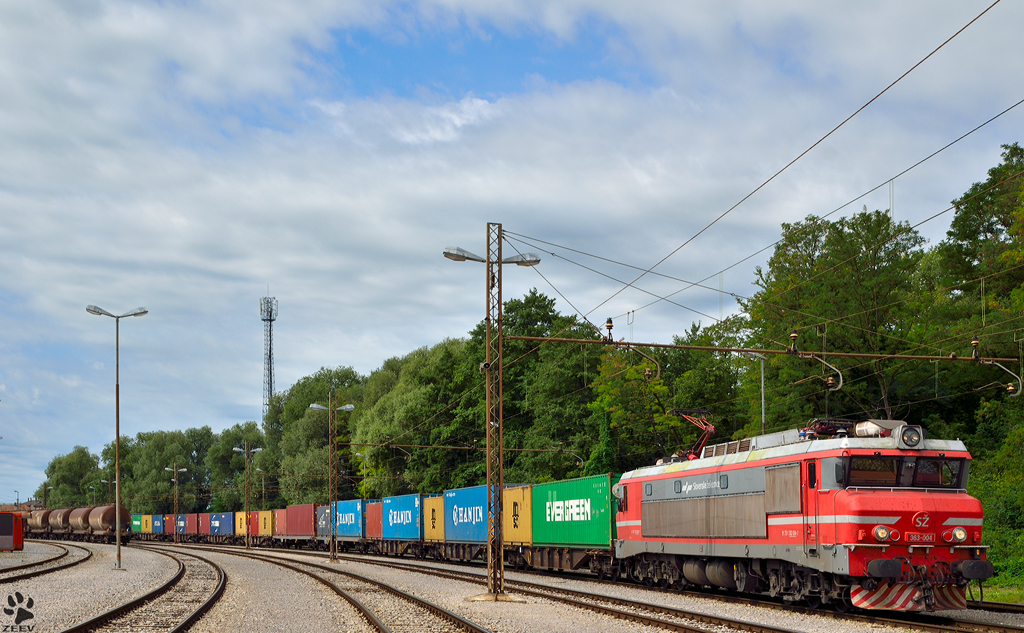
[
  {"left": 423, "top": 495, "right": 445, "bottom": 542},
  {"left": 141, "top": 515, "right": 153, "bottom": 534},
  {"left": 235, "top": 512, "right": 247, "bottom": 536},
  {"left": 503, "top": 485, "right": 533, "bottom": 545},
  {"left": 258, "top": 510, "right": 274, "bottom": 536}
]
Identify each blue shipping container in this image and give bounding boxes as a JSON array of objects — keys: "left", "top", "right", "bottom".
[
  {"left": 444, "top": 485, "right": 487, "bottom": 543},
  {"left": 210, "top": 512, "right": 234, "bottom": 536},
  {"left": 152, "top": 515, "right": 164, "bottom": 535},
  {"left": 383, "top": 494, "right": 422, "bottom": 541},
  {"left": 176, "top": 515, "right": 186, "bottom": 534},
  {"left": 333, "top": 500, "right": 365, "bottom": 540}
]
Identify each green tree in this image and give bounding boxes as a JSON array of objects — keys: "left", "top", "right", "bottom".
[{"left": 35, "top": 446, "right": 103, "bottom": 508}]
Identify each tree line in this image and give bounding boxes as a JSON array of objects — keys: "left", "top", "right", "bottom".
[{"left": 37, "top": 143, "right": 1023, "bottom": 583}]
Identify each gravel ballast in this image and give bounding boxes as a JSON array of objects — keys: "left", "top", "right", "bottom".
[
  {"left": 2, "top": 542, "right": 179, "bottom": 631},
  {"left": 0, "top": 541, "right": 66, "bottom": 571},
  {"left": 181, "top": 546, "right": 375, "bottom": 633}
]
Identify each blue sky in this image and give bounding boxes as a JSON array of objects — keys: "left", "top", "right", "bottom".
[{"left": 0, "top": 0, "right": 1021, "bottom": 504}]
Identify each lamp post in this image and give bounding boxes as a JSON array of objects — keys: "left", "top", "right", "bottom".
[
  {"left": 232, "top": 443, "right": 262, "bottom": 548},
  {"left": 310, "top": 399, "right": 355, "bottom": 562},
  {"left": 14, "top": 491, "right": 18, "bottom": 505},
  {"left": 164, "top": 465, "right": 187, "bottom": 544},
  {"left": 742, "top": 352, "right": 767, "bottom": 435},
  {"left": 43, "top": 486, "right": 53, "bottom": 509},
  {"left": 87, "top": 304, "right": 147, "bottom": 570},
  {"left": 255, "top": 468, "right": 266, "bottom": 511},
  {"left": 101, "top": 479, "right": 112, "bottom": 504},
  {"left": 444, "top": 224, "right": 540, "bottom": 597},
  {"left": 354, "top": 453, "right": 367, "bottom": 506}
]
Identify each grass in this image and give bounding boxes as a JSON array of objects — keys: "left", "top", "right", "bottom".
[{"left": 970, "top": 583, "right": 1024, "bottom": 604}]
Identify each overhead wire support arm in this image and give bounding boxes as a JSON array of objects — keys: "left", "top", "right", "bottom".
[{"left": 505, "top": 335, "right": 1017, "bottom": 364}]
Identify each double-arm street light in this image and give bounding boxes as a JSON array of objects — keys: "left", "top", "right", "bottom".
[
  {"left": 233, "top": 443, "right": 262, "bottom": 549},
  {"left": 165, "top": 465, "right": 187, "bottom": 543},
  {"left": 310, "top": 400, "right": 355, "bottom": 562},
  {"left": 87, "top": 304, "right": 147, "bottom": 570},
  {"left": 444, "top": 223, "right": 540, "bottom": 597}
]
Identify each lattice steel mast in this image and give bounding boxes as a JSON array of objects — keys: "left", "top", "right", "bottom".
[{"left": 260, "top": 296, "right": 278, "bottom": 420}]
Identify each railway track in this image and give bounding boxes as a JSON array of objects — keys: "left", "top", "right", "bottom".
[
  {"left": 967, "top": 600, "right": 1024, "bottom": 615},
  {"left": 298, "top": 548, "right": 1024, "bottom": 633},
  {"left": 59, "top": 545, "right": 225, "bottom": 633},
  {"left": 166, "top": 543, "right": 803, "bottom": 633},
  {"left": 173, "top": 543, "right": 492, "bottom": 633},
  {"left": 1, "top": 541, "right": 92, "bottom": 584}
]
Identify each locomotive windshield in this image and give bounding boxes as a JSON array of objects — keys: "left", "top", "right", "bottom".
[{"left": 843, "top": 456, "right": 964, "bottom": 489}]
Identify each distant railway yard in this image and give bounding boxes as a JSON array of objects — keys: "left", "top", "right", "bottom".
[{"left": 0, "top": 540, "right": 1021, "bottom": 633}]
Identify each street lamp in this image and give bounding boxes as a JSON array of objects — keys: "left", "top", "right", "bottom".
[
  {"left": 310, "top": 400, "right": 355, "bottom": 562},
  {"left": 445, "top": 224, "right": 540, "bottom": 598},
  {"left": 164, "top": 465, "right": 187, "bottom": 544},
  {"left": 43, "top": 486, "right": 53, "bottom": 509},
  {"left": 742, "top": 352, "right": 767, "bottom": 436},
  {"left": 14, "top": 491, "right": 18, "bottom": 505},
  {"left": 232, "top": 444, "right": 262, "bottom": 548},
  {"left": 87, "top": 304, "right": 147, "bottom": 570},
  {"left": 255, "top": 468, "right": 267, "bottom": 511},
  {"left": 353, "top": 452, "right": 369, "bottom": 518},
  {"left": 101, "top": 479, "right": 112, "bottom": 504}
]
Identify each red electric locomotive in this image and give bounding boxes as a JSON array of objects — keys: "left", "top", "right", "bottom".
[{"left": 613, "top": 417, "right": 993, "bottom": 611}]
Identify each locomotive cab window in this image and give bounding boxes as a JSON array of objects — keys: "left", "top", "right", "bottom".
[
  {"left": 913, "top": 458, "right": 963, "bottom": 488},
  {"left": 847, "top": 457, "right": 899, "bottom": 487},
  {"left": 674, "top": 480, "right": 682, "bottom": 494},
  {"left": 719, "top": 475, "right": 728, "bottom": 490},
  {"left": 645, "top": 483, "right": 652, "bottom": 497}
]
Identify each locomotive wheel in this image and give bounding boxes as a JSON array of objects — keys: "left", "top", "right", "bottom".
[
  {"left": 597, "top": 568, "right": 606, "bottom": 582},
  {"left": 643, "top": 576, "right": 654, "bottom": 587},
  {"left": 833, "top": 588, "right": 852, "bottom": 613},
  {"left": 805, "top": 594, "right": 822, "bottom": 610},
  {"left": 611, "top": 567, "right": 621, "bottom": 583}
]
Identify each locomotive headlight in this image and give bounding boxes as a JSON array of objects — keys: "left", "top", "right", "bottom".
[
  {"left": 901, "top": 427, "right": 922, "bottom": 447},
  {"left": 873, "top": 525, "right": 891, "bottom": 542},
  {"left": 952, "top": 527, "right": 968, "bottom": 543}
]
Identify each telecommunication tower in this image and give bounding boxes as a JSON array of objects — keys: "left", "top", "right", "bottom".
[{"left": 260, "top": 296, "right": 278, "bottom": 421}]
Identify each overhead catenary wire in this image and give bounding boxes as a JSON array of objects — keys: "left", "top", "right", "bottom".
[{"left": 580, "top": 0, "right": 1004, "bottom": 321}]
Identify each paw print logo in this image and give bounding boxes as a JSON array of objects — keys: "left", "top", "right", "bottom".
[{"left": 4, "top": 592, "right": 34, "bottom": 625}]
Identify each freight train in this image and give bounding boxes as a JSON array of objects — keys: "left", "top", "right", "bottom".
[{"left": 33, "top": 418, "right": 995, "bottom": 612}]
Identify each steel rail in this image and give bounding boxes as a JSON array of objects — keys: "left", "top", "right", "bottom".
[
  {"left": 162, "top": 543, "right": 393, "bottom": 633},
  {"left": 142, "top": 546, "right": 228, "bottom": 633},
  {"left": 1, "top": 542, "right": 92, "bottom": 584},
  {"left": 968, "top": 600, "right": 1024, "bottom": 615},
  {"left": 210, "top": 546, "right": 492, "bottom": 633},
  {"left": 59, "top": 548, "right": 185, "bottom": 633},
  {"left": 0, "top": 542, "right": 68, "bottom": 574}
]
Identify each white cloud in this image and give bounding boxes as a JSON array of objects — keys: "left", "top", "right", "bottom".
[{"left": 0, "top": 0, "right": 1020, "bottom": 501}]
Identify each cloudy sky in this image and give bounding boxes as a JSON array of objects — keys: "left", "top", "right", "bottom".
[{"left": 1, "top": 0, "right": 1021, "bottom": 503}]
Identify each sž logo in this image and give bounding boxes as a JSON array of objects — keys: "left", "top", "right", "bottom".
[
  {"left": 913, "top": 512, "right": 931, "bottom": 529},
  {"left": 3, "top": 592, "right": 33, "bottom": 627}
]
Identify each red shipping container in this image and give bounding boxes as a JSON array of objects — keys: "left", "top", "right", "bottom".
[
  {"left": 274, "top": 509, "right": 287, "bottom": 536},
  {"left": 198, "top": 513, "right": 211, "bottom": 535},
  {"left": 248, "top": 511, "right": 259, "bottom": 535},
  {"left": 367, "top": 501, "right": 383, "bottom": 539},
  {"left": 286, "top": 504, "right": 316, "bottom": 537},
  {"left": 164, "top": 515, "right": 175, "bottom": 533},
  {"left": 185, "top": 513, "right": 198, "bottom": 535}
]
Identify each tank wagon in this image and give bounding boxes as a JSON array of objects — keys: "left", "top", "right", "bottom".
[{"left": 26, "top": 504, "right": 130, "bottom": 544}]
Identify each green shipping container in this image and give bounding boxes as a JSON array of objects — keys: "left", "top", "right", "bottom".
[
  {"left": 530, "top": 473, "right": 619, "bottom": 548},
  {"left": 131, "top": 514, "right": 142, "bottom": 533}
]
